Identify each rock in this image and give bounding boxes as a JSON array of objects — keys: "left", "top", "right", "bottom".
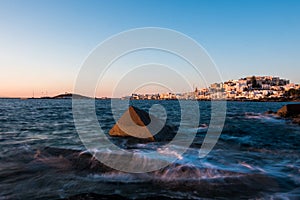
[
  {"left": 276, "top": 104, "right": 300, "bottom": 125},
  {"left": 35, "top": 147, "right": 114, "bottom": 173},
  {"left": 292, "top": 116, "right": 300, "bottom": 125},
  {"left": 65, "top": 193, "right": 185, "bottom": 200},
  {"left": 264, "top": 110, "right": 275, "bottom": 115},
  {"left": 109, "top": 106, "right": 176, "bottom": 142},
  {"left": 277, "top": 104, "right": 300, "bottom": 117},
  {"left": 65, "top": 193, "right": 130, "bottom": 200},
  {"left": 109, "top": 106, "right": 154, "bottom": 141}
]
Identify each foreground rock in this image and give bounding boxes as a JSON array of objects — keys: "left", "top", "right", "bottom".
[
  {"left": 276, "top": 104, "right": 300, "bottom": 125},
  {"left": 33, "top": 147, "right": 114, "bottom": 173},
  {"left": 292, "top": 118, "right": 300, "bottom": 125},
  {"left": 33, "top": 147, "right": 277, "bottom": 200},
  {"left": 109, "top": 106, "right": 176, "bottom": 142},
  {"left": 65, "top": 193, "right": 184, "bottom": 200}
]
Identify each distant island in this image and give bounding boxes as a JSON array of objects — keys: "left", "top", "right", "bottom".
[
  {"left": 38, "top": 93, "right": 109, "bottom": 100},
  {"left": 39, "top": 93, "right": 91, "bottom": 99}
]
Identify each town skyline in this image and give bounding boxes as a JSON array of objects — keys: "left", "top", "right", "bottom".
[{"left": 129, "top": 75, "right": 299, "bottom": 101}]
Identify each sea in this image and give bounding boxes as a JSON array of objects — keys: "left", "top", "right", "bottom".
[{"left": 0, "top": 99, "right": 300, "bottom": 199}]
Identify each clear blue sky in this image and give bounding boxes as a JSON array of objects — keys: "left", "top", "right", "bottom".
[{"left": 0, "top": 0, "right": 299, "bottom": 97}]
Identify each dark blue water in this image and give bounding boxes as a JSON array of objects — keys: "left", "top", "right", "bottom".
[{"left": 0, "top": 99, "right": 300, "bottom": 199}]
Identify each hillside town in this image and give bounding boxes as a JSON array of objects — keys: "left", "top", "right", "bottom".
[{"left": 129, "top": 76, "right": 300, "bottom": 101}]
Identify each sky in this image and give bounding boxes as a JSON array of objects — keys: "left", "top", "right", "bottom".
[{"left": 0, "top": 0, "right": 299, "bottom": 98}]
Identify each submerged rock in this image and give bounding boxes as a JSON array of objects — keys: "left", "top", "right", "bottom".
[
  {"left": 34, "top": 147, "right": 114, "bottom": 173},
  {"left": 293, "top": 118, "right": 300, "bottom": 125},
  {"left": 264, "top": 110, "right": 276, "bottom": 115},
  {"left": 109, "top": 106, "right": 176, "bottom": 142}
]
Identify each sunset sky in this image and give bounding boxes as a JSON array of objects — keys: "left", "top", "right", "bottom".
[{"left": 1, "top": 0, "right": 300, "bottom": 98}]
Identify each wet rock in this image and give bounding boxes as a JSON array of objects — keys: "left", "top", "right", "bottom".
[
  {"left": 264, "top": 110, "right": 275, "bottom": 115},
  {"left": 292, "top": 116, "right": 300, "bottom": 125},
  {"left": 276, "top": 104, "right": 300, "bottom": 125},
  {"left": 35, "top": 147, "right": 114, "bottom": 173},
  {"left": 35, "top": 147, "right": 279, "bottom": 199},
  {"left": 109, "top": 106, "right": 154, "bottom": 141},
  {"left": 65, "top": 193, "right": 183, "bottom": 200},
  {"left": 65, "top": 193, "right": 129, "bottom": 200},
  {"left": 109, "top": 106, "right": 177, "bottom": 142},
  {"left": 277, "top": 104, "right": 300, "bottom": 117}
]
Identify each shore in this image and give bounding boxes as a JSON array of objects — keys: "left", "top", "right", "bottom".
[
  {"left": 1, "top": 97, "right": 299, "bottom": 102},
  {"left": 1, "top": 93, "right": 299, "bottom": 102}
]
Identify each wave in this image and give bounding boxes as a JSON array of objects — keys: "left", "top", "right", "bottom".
[
  {"left": 245, "top": 112, "right": 286, "bottom": 123},
  {"left": 1, "top": 146, "right": 297, "bottom": 199}
]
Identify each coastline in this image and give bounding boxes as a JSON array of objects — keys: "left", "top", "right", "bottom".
[{"left": 1, "top": 97, "right": 299, "bottom": 102}]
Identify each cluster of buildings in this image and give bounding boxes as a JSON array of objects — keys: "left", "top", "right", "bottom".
[{"left": 129, "top": 76, "right": 299, "bottom": 100}]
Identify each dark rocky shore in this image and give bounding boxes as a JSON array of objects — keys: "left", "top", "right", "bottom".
[{"left": 33, "top": 147, "right": 275, "bottom": 200}]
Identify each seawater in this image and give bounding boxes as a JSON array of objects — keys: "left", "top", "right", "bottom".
[{"left": 0, "top": 99, "right": 300, "bottom": 199}]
